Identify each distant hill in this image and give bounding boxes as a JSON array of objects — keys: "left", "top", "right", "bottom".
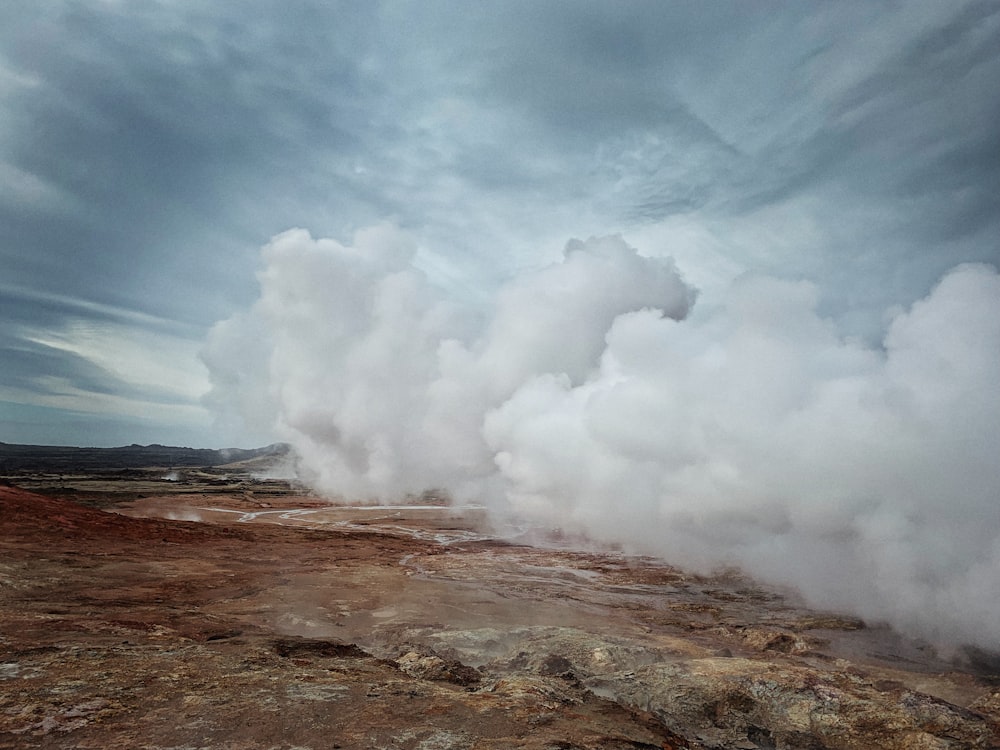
[{"left": 0, "top": 442, "right": 290, "bottom": 472}]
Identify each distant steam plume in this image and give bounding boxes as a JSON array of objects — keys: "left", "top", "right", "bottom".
[{"left": 203, "top": 226, "right": 1000, "bottom": 651}]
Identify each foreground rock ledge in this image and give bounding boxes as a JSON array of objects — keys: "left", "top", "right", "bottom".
[{"left": 1, "top": 484, "right": 998, "bottom": 750}]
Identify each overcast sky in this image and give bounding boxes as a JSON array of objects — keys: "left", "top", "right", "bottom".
[{"left": 1, "top": 1, "right": 998, "bottom": 447}]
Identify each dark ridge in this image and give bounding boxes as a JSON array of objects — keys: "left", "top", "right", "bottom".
[
  {"left": 0, "top": 441, "right": 290, "bottom": 471},
  {"left": 272, "top": 638, "right": 370, "bottom": 660}
]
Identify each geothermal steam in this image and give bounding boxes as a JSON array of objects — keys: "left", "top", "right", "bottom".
[{"left": 203, "top": 226, "right": 1000, "bottom": 650}]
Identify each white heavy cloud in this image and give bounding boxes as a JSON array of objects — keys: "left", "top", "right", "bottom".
[
  {"left": 202, "top": 227, "right": 694, "bottom": 496},
  {"left": 486, "top": 262, "right": 1000, "bottom": 650},
  {"left": 205, "top": 226, "right": 1000, "bottom": 651}
]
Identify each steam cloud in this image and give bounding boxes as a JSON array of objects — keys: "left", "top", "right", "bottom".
[{"left": 203, "top": 226, "right": 1000, "bottom": 650}]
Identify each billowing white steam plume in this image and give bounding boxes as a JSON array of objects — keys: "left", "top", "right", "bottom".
[{"left": 203, "top": 225, "right": 1000, "bottom": 650}]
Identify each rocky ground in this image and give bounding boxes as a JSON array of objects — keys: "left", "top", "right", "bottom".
[{"left": 1, "top": 454, "right": 998, "bottom": 749}]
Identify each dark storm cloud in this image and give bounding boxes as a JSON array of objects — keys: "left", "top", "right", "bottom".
[
  {"left": 784, "top": 0, "right": 1000, "bottom": 230},
  {"left": 1, "top": 1, "right": 999, "bottom": 444},
  {"left": 1, "top": 1, "right": 381, "bottom": 319},
  {"left": 0, "top": 1, "right": 392, "bottom": 442},
  {"left": 404, "top": 0, "right": 1000, "bottom": 311}
]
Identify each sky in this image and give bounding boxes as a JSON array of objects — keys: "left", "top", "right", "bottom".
[
  {"left": 4, "top": 3, "right": 1000, "bottom": 649},
  {"left": 2, "top": 0, "right": 997, "bottom": 447}
]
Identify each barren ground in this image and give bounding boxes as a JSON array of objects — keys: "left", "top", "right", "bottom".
[{"left": 1, "top": 458, "right": 998, "bottom": 749}]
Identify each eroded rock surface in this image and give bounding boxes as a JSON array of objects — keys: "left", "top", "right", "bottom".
[{"left": 2, "top": 480, "right": 998, "bottom": 749}]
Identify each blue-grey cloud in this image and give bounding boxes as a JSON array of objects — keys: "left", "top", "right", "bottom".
[{"left": 1, "top": 1, "right": 998, "bottom": 446}]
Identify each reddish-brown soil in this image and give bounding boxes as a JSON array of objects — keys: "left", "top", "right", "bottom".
[
  {"left": 2, "top": 478, "right": 998, "bottom": 750},
  {"left": 0, "top": 485, "right": 685, "bottom": 749}
]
